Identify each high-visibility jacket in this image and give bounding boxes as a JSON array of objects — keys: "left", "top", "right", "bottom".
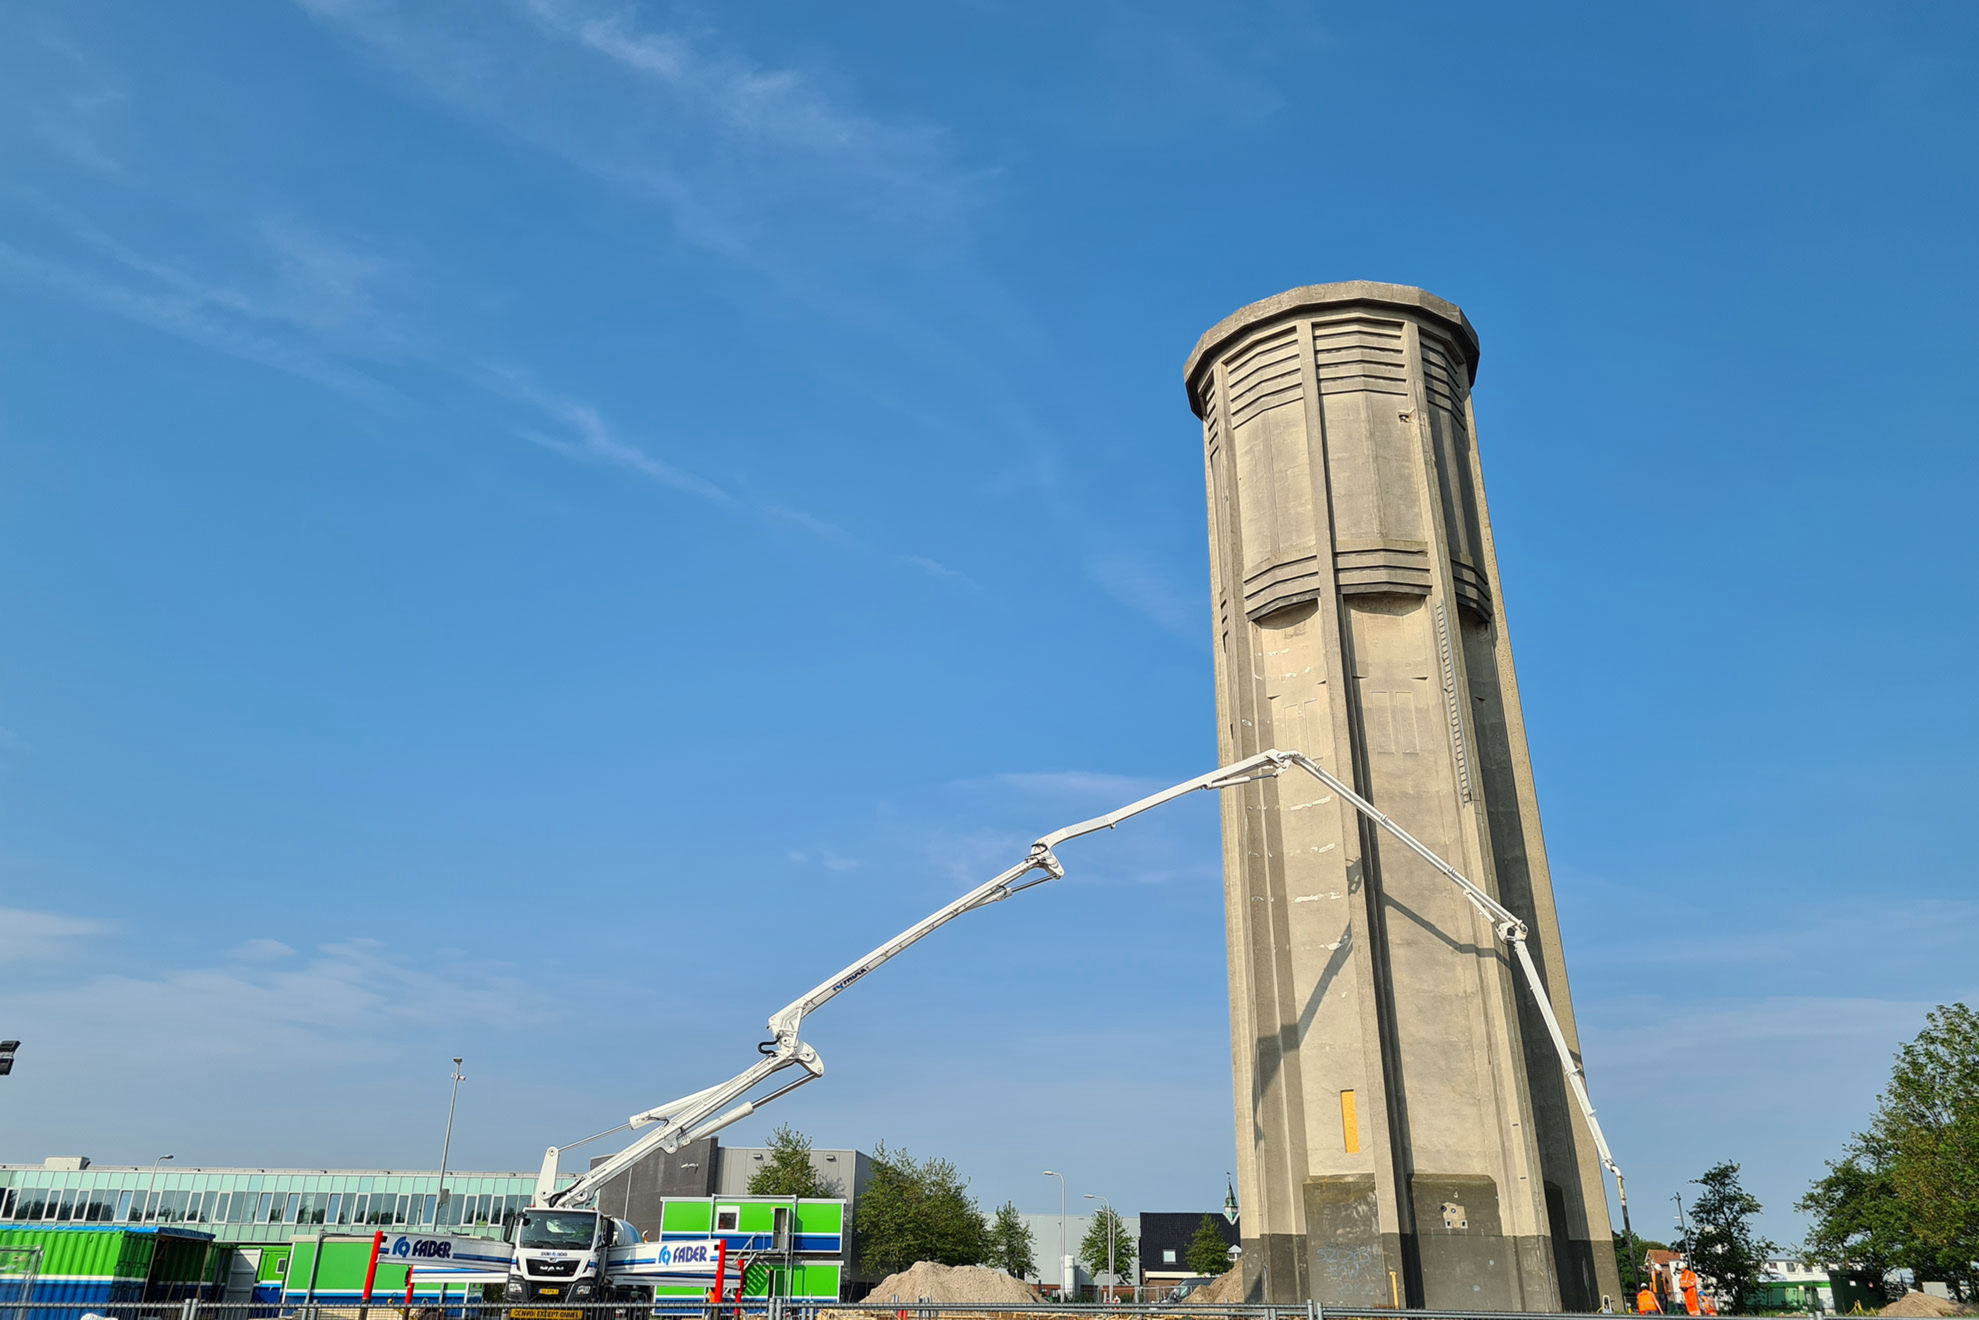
[{"left": 1637, "top": 1288, "right": 1663, "bottom": 1313}]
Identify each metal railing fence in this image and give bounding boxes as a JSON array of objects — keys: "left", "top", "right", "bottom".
[{"left": 0, "top": 1300, "right": 1760, "bottom": 1320}]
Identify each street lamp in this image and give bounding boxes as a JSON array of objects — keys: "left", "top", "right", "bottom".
[
  {"left": 436, "top": 1058, "right": 466, "bottom": 1226},
  {"left": 1083, "top": 1193, "right": 1115, "bottom": 1302},
  {"left": 1673, "top": 1192, "right": 1691, "bottom": 1258},
  {"left": 1042, "top": 1171, "right": 1066, "bottom": 1293},
  {"left": 145, "top": 1155, "right": 174, "bottom": 1224}
]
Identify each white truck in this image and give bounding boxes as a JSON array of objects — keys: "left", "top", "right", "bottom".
[
  {"left": 501, "top": 1209, "right": 734, "bottom": 1311},
  {"left": 508, "top": 748, "right": 1639, "bottom": 1304}
]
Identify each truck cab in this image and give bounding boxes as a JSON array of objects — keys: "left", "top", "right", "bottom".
[{"left": 505, "top": 1207, "right": 644, "bottom": 1307}]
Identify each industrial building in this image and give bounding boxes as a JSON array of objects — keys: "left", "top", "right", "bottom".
[{"left": 1, "top": 1139, "right": 869, "bottom": 1301}]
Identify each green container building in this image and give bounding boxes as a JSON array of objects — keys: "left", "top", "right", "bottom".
[{"left": 0, "top": 1224, "right": 227, "bottom": 1313}]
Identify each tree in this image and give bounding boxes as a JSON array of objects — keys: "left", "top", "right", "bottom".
[
  {"left": 1078, "top": 1207, "right": 1136, "bottom": 1283},
  {"left": 1612, "top": 1231, "right": 1668, "bottom": 1295},
  {"left": 1688, "top": 1161, "right": 1775, "bottom": 1310},
  {"left": 1187, "top": 1215, "right": 1235, "bottom": 1277},
  {"left": 986, "top": 1201, "right": 1036, "bottom": 1279},
  {"left": 1878, "top": 1002, "right": 1979, "bottom": 1298},
  {"left": 747, "top": 1124, "right": 839, "bottom": 1198},
  {"left": 853, "top": 1142, "right": 989, "bottom": 1275},
  {"left": 1798, "top": 1132, "right": 1906, "bottom": 1291},
  {"left": 1799, "top": 1003, "right": 1979, "bottom": 1301}
]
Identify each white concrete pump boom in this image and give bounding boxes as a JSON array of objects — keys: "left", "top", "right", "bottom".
[{"left": 537, "top": 748, "right": 1630, "bottom": 1244}]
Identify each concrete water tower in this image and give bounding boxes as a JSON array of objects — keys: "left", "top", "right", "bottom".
[{"left": 1185, "top": 283, "right": 1621, "bottom": 1311}]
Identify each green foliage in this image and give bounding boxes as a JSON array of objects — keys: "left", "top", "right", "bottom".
[
  {"left": 1799, "top": 1002, "right": 1979, "bottom": 1300},
  {"left": 746, "top": 1124, "right": 839, "bottom": 1198},
  {"left": 1798, "top": 1132, "right": 1906, "bottom": 1286},
  {"left": 1688, "top": 1161, "right": 1775, "bottom": 1310},
  {"left": 852, "top": 1141, "right": 989, "bottom": 1275},
  {"left": 987, "top": 1201, "right": 1036, "bottom": 1279},
  {"left": 1186, "top": 1215, "right": 1234, "bottom": 1277},
  {"left": 1880, "top": 1002, "right": 1979, "bottom": 1295},
  {"left": 1611, "top": 1230, "right": 1668, "bottom": 1293},
  {"left": 1078, "top": 1207, "right": 1135, "bottom": 1282}
]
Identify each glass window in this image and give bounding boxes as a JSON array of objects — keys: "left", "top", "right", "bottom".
[
  {"left": 351, "top": 1194, "right": 370, "bottom": 1226},
  {"left": 328, "top": 1194, "right": 344, "bottom": 1225},
  {"left": 14, "top": 1189, "right": 46, "bottom": 1220},
  {"left": 284, "top": 1193, "right": 302, "bottom": 1224},
  {"left": 299, "top": 1192, "right": 328, "bottom": 1225},
  {"left": 158, "top": 1190, "right": 189, "bottom": 1223},
  {"left": 393, "top": 1194, "right": 409, "bottom": 1226},
  {"left": 421, "top": 1194, "right": 437, "bottom": 1226},
  {"left": 55, "top": 1188, "right": 77, "bottom": 1221},
  {"left": 213, "top": 1193, "right": 232, "bottom": 1224},
  {"left": 84, "top": 1188, "right": 118, "bottom": 1222},
  {"left": 258, "top": 1192, "right": 277, "bottom": 1223},
  {"left": 186, "top": 1192, "right": 206, "bottom": 1223},
  {"left": 114, "top": 1189, "right": 133, "bottom": 1221}
]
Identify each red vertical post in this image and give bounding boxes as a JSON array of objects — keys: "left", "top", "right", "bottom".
[
  {"left": 404, "top": 1265, "right": 416, "bottom": 1309},
  {"left": 711, "top": 1239, "right": 728, "bottom": 1306},
  {"left": 363, "top": 1231, "right": 386, "bottom": 1300}
]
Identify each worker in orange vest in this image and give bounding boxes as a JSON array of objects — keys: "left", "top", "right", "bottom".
[
  {"left": 1637, "top": 1282, "right": 1663, "bottom": 1313},
  {"left": 1699, "top": 1294, "right": 1718, "bottom": 1316},
  {"left": 1680, "top": 1267, "right": 1701, "bottom": 1316}
]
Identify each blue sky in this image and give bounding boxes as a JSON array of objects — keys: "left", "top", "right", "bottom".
[{"left": 2, "top": 1, "right": 1975, "bottom": 1249}]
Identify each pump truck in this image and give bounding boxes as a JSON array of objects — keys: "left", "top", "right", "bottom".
[{"left": 508, "top": 748, "right": 1637, "bottom": 1305}]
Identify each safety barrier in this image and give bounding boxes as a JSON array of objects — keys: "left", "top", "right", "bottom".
[{"left": 0, "top": 1299, "right": 1720, "bottom": 1320}]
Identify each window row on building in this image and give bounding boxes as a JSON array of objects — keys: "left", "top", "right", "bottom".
[{"left": 0, "top": 1183, "right": 532, "bottom": 1232}]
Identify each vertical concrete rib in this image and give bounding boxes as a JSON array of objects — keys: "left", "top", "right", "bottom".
[{"left": 1185, "top": 284, "right": 1622, "bottom": 1310}]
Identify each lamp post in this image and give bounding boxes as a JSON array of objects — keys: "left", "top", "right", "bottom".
[
  {"left": 1042, "top": 1171, "right": 1066, "bottom": 1294},
  {"left": 1083, "top": 1193, "right": 1115, "bottom": 1302},
  {"left": 436, "top": 1058, "right": 465, "bottom": 1227},
  {"left": 145, "top": 1155, "right": 174, "bottom": 1224},
  {"left": 1673, "top": 1192, "right": 1690, "bottom": 1258}
]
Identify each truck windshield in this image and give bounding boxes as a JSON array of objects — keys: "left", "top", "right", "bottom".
[{"left": 516, "top": 1210, "right": 598, "bottom": 1250}]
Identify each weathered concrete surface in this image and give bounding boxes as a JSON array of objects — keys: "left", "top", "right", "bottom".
[{"left": 1186, "top": 283, "right": 1620, "bottom": 1311}]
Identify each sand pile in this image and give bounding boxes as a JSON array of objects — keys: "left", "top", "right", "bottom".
[
  {"left": 1185, "top": 1265, "right": 1245, "bottom": 1305},
  {"left": 1881, "top": 1292, "right": 1977, "bottom": 1317},
  {"left": 864, "top": 1262, "right": 1042, "bottom": 1304}
]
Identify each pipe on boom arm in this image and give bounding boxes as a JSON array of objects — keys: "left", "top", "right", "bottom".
[{"left": 540, "top": 748, "right": 1631, "bottom": 1247}]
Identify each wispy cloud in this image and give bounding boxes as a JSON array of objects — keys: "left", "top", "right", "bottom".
[
  {"left": 0, "top": 234, "right": 390, "bottom": 398},
  {"left": 899, "top": 554, "right": 978, "bottom": 591},
  {"left": 1086, "top": 550, "right": 1199, "bottom": 638},
  {"left": 12, "top": 933, "right": 546, "bottom": 1071},
  {"left": 0, "top": 906, "right": 112, "bottom": 962},
  {"left": 788, "top": 848, "right": 861, "bottom": 874},
  {"left": 0, "top": 6, "right": 982, "bottom": 597},
  {"left": 995, "top": 770, "right": 1170, "bottom": 800},
  {"left": 228, "top": 937, "right": 298, "bottom": 961},
  {"left": 297, "top": 0, "right": 977, "bottom": 257},
  {"left": 493, "top": 371, "right": 732, "bottom": 505}
]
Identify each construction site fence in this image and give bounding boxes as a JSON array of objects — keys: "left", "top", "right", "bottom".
[{"left": 0, "top": 1301, "right": 1755, "bottom": 1320}]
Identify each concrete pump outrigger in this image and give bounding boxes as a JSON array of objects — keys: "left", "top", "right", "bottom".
[{"left": 521, "top": 748, "right": 1636, "bottom": 1302}]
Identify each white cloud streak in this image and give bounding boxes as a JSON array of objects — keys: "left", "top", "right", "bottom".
[
  {"left": 296, "top": 0, "right": 975, "bottom": 257},
  {"left": 0, "top": 907, "right": 113, "bottom": 962},
  {"left": 1086, "top": 551, "right": 1199, "bottom": 638}
]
